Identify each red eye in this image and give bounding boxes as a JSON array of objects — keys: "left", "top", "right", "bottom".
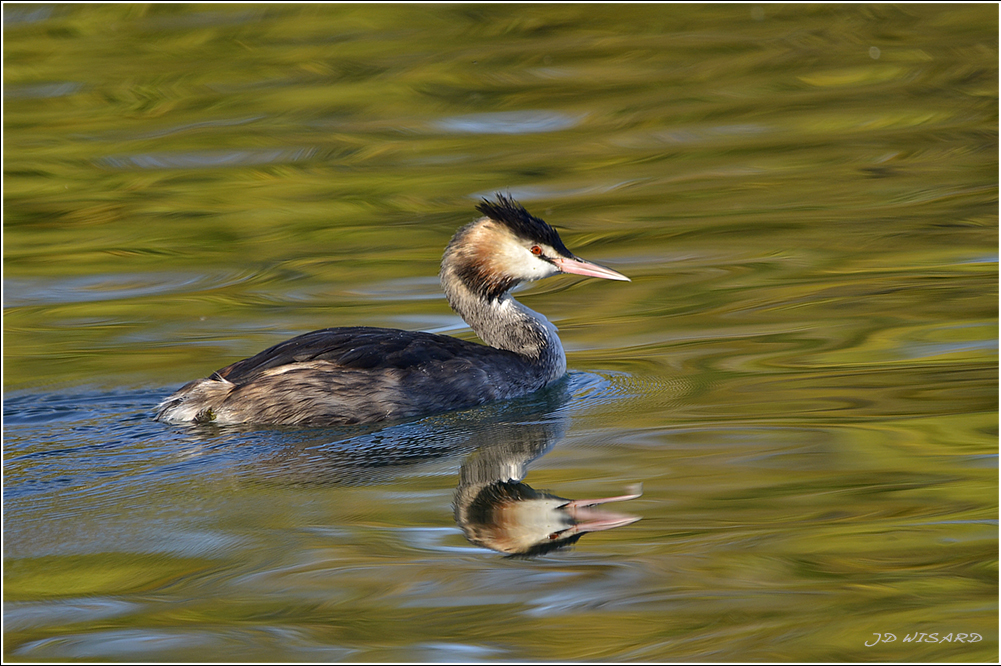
[{"left": 531, "top": 246, "right": 542, "bottom": 256}]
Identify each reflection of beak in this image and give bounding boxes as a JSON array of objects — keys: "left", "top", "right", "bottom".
[
  {"left": 552, "top": 255, "right": 630, "bottom": 282},
  {"left": 561, "top": 484, "right": 642, "bottom": 535}
]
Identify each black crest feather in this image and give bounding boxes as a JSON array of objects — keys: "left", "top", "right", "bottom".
[{"left": 476, "top": 194, "right": 573, "bottom": 258}]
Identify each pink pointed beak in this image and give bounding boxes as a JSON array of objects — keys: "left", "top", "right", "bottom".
[
  {"left": 560, "top": 484, "right": 642, "bottom": 535},
  {"left": 552, "top": 255, "right": 630, "bottom": 281}
]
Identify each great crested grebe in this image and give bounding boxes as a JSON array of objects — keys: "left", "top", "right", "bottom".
[{"left": 155, "top": 195, "right": 629, "bottom": 426}]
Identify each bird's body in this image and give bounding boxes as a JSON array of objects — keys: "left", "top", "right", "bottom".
[{"left": 155, "top": 195, "right": 628, "bottom": 426}]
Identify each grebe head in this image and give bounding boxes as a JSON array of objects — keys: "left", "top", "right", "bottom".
[
  {"left": 443, "top": 194, "right": 630, "bottom": 302},
  {"left": 457, "top": 480, "right": 642, "bottom": 556}
]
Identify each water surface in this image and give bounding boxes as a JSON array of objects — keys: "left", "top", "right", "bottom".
[{"left": 4, "top": 4, "right": 997, "bottom": 662}]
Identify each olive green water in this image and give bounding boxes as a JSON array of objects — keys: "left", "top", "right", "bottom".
[{"left": 3, "top": 3, "right": 998, "bottom": 662}]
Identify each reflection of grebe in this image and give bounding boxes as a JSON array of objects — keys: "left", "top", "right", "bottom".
[
  {"left": 156, "top": 195, "right": 628, "bottom": 426},
  {"left": 457, "top": 480, "right": 642, "bottom": 557},
  {"left": 453, "top": 401, "right": 641, "bottom": 557}
]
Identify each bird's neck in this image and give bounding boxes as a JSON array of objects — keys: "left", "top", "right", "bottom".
[{"left": 440, "top": 266, "right": 567, "bottom": 380}]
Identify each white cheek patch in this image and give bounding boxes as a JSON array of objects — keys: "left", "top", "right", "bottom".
[{"left": 493, "top": 239, "right": 560, "bottom": 281}]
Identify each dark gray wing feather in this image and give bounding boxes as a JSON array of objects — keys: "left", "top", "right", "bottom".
[{"left": 214, "top": 326, "right": 529, "bottom": 385}]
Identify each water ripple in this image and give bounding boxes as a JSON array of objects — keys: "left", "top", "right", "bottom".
[
  {"left": 434, "top": 111, "right": 583, "bottom": 135},
  {"left": 5, "top": 82, "right": 83, "bottom": 100},
  {"left": 4, "top": 270, "right": 258, "bottom": 307},
  {"left": 98, "top": 147, "right": 316, "bottom": 170}
]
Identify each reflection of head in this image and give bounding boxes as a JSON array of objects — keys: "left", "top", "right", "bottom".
[
  {"left": 453, "top": 382, "right": 641, "bottom": 556},
  {"left": 457, "top": 479, "right": 641, "bottom": 557}
]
